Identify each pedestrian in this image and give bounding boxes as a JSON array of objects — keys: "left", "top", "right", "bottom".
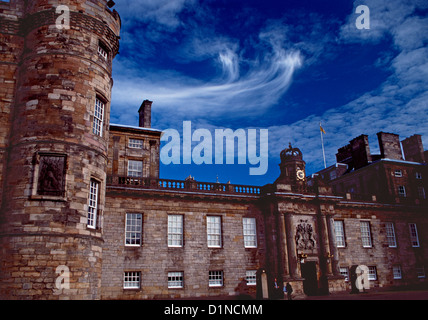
[
  {"left": 274, "top": 278, "right": 280, "bottom": 299},
  {"left": 286, "top": 282, "right": 293, "bottom": 300}
]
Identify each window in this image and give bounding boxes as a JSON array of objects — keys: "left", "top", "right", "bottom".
[
  {"left": 125, "top": 213, "right": 142, "bottom": 246},
  {"left": 209, "top": 270, "right": 223, "bottom": 287},
  {"left": 409, "top": 223, "right": 420, "bottom": 247},
  {"left": 385, "top": 222, "right": 397, "bottom": 247},
  {"left": 334, "top": 220, "right": 346, "bottom": 248},
  {"left": 398, "top": 185, "right": 406, "bottom": 197},
  {"left": 393, "top": 266, "right": 402, "bottom": 280},
  {"left": 93, "top": 97, "right": 104, "bottom": 137},
  {"left": 368, "top": 266, "right": 377, "bottom": 281},
  {"left": 246, "top": 270, "right": 257, "bottom": 286},
  {"left": 243, "top": 218, "right": 257, "bottom": 248},
  {"left": 416, "top": 172, "right": 422, "bottom": 179},
  {"left": 416, "top": 267, "right": 425, "bottom": 278},
  {"left": 360, "top": 221, "right": 372, "bottom": 248},
  {"left": 418, "top": 187, "right": 426, "bottom": 199},
  {"left": 394, "top": 169, "right": 402, "bottom": 177},
  {"left": 98, "top": 41, "right": 109, "bottom": 60},
  {"left": 339, "top": 267, "right": 349, "bottom": 282},
  {"left": 127, "top": 160, "right": 143, "bottom": 177},
  {"left": 123, "top": 271, "right": 140, "bottom": 289},
  {"left": 87, "top": 179, "right": 99, "bottom": 229},
  {"left": 129, "top": 138, "right": 143, "bottom": 149},
  {"left": 168, "top": 272, "right": 184, "bottom": 288},
  {"left": 168, "top": 215, "right": 183, "bottom": 247},
  {"left": 207, "top": 216, "right": 222, "bottom": 248}
]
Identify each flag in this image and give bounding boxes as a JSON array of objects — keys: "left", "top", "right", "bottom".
[{"left": 320, "top": 123, "right": 326, "bottom": 134}]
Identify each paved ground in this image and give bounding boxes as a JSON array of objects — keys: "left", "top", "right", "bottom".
[{"left": 296, "top": 289, "right": 428, "bottom": 300}]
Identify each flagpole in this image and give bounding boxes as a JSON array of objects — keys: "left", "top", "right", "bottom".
[{"left": 320, "top": 122, "right": 326, "bottom": 169}]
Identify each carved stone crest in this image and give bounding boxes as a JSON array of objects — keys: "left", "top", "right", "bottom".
[
  {"left": 37, "top": 155, "right": 66, "bottom": 196},
  {"left": 295, "top": 220, "right": 316, "bottom": 250}
]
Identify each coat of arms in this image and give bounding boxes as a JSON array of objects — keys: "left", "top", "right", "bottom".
[{"left": 295, "top": 220, "right": 316, "bottom": 250}]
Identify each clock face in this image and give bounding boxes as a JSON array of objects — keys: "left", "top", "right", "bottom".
[{"left": 297, "top": 169, "right": 305, "bottom": 180}]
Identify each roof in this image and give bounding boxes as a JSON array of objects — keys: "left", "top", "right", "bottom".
[{"left": 109, "top": 123, "right": 162, "bottom": 135}]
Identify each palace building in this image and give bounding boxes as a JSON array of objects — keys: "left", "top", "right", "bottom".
[{"left": 0, "top": 0, "right": 427, "bottom": 300}]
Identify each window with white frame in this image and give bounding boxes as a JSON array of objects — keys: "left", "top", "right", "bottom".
[
  {"left": 93, "top": 97, "right": 104, "bottom": 137},
  {"left": 334, "top": 220, "right": 346, "bottom": 247},
  {"left": 416, "top": 266, "right": 425, "bottom": 278},
  {"left": 416, "top": 172, "right": 422, "bottom": 179},
  {"left": 394, "top": 169, "right": 402, "bottom": 177},
  {"left": 168, "top": 272, "right": 184, "bottom": 288},
  {"left": 409, "top": 223, "right": 420, "bottom": 247},
  {"left": 368, "top": 266, "right": 377, "bottom": 280},
  {"left": 209, "top": 270, "right": 223, "bottom": 287},
  {"left": 243, "top": 218, "right": 257, "bottom": 248},
  {"left": 98, "top": 41, "right": 108, "bottom": 61},
  {"left": 129, "top": 138, "right": 144, "bottom": 149},
  {"left": 339, "top": 267, "right": 349, "bottom": 282},
  {"left": 393, "top": 265, "right": 402, "bottom": 279},
  {"left": 360, "top": 221, "right": 372, "bottom": 248},
  {"left": 207, "top": 216, "right": 222, "bottom": 248},
  {"left": 246, "top": 270, "right": 257, "bottom": 286},
  {"left": 418, "top": 187, "right": 426, "bottom": 199},
  {"left": 398, "top": 185, "right": 406, "bottom": 197},
  {"left": 125, "top": 213, "right": 142, "bottom": 246},
  {"left": 168, "top": 215, "right": 183, "bottom": 247},
  {"left": 87, "top": 179, "right": 99, "bottom": 229},
  {"left": 127, "top": 160, "right": 143, "bottom": 177},
  {"left": 123, "top": 271, "right": 140, "bottom": 289},
  {"left": 385, "top": 222, "right": 397, "bottom": 247}
]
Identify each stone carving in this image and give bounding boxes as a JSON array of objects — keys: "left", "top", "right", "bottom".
[
  {"left": 37, "top": 155, "right": 66, "bottom": 196},
  {"left": 295, "top": 220, "right": 316, "bottom": 250}
]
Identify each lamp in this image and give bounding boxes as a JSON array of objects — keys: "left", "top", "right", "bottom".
[{"left": 298, "top": 253, "right": 307, "bottom": 263}]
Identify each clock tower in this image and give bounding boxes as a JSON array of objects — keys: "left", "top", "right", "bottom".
[{"left": 275, "top": 143, "right": 307, "bottom": 191}]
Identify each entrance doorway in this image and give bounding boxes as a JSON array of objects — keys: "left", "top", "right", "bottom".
[{"left": 301, "top": 261, "right": 318, "bottom": 296}]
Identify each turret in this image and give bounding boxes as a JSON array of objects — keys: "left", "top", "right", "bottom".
[{"left": 0, "top": 0, "right": 121, "bottom": 299}]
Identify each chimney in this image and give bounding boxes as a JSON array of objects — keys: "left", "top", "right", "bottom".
[
  {"left": 350, "top": 134, "right": 372, "bottom": 169},
  {"left": 138, "top": 100, "right": 152, "bottom": 128},
  {"left": 401, "top": 134, "right": 425, "bottom": 163},
  {"left": 377, "top": 132, "right": 403, "bottom": 160}
]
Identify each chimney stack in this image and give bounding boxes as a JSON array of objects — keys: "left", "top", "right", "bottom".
[
  {"left": 401, "top": 134, "right": 425, "bottom": 163},
  {"left": 138, "top": 100, "right": 152, "bottom": 128},
  {"left": 377, "top": 132, "right": 403, "bottom": 160}
]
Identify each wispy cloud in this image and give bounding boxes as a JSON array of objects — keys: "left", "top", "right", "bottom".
[
  {"left": 269, "top": 0, "right": 428, "bottom": 174},
  {"left": 111, "top": 14, "right": 303, "bottom": 128},
  {"left": 110, "top": 0, "right": 428, "bottom": 181}
]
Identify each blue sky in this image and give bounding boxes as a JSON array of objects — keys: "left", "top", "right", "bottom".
[{"left": 110, "top": 0, "right": 428, "bottom": 186}]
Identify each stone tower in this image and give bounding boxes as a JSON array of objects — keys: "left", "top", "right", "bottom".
[
  {"left": 0, "top": 0, "right": 120, "bottom": 299},
  {"left": 275, "top": 143, "right": 307, "bottom": 192}
]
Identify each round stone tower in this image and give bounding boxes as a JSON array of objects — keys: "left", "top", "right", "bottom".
[{"left": 0, "top": 0, "right": 120, "bottom": 299}]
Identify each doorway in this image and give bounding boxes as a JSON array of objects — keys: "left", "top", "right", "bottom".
[{"left": 301, "top": 261, "right": 318, "bottom": 296}]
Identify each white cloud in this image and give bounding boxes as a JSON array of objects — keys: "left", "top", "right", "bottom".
[
  {"left": 110, "top": 0, "right": 428, "bottom": 178},
  {"left": 112, "top": 41, "right": 302, "bottom": 128},
  {"left": 115, "top": 0, "right": 197, "bottom": 29},
  {"left": 267, "top": 0, "right": 428, "bottom": 174}
]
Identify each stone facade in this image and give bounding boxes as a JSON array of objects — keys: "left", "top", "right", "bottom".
[
  {"left": 0, "top": 0, "right": 121, "bottom": 299},
  {"left": 0, "top": 0, "right": 427, "bottom": 300}
]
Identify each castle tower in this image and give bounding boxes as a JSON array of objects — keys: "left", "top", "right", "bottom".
[{"left": 0, "top": 0, "right": 120, "bottom": 299}]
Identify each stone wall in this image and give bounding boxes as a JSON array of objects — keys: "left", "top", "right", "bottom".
[
  {"left": 101, "top": 188, "right": 265, "bottom": 299},
  {"left": 0, "top": 0, "right": 120, "bottom": 300}
]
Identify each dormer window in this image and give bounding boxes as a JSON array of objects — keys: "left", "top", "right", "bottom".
[{"left": 394, "top": 169, "right": 402, "bottom": 177}]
